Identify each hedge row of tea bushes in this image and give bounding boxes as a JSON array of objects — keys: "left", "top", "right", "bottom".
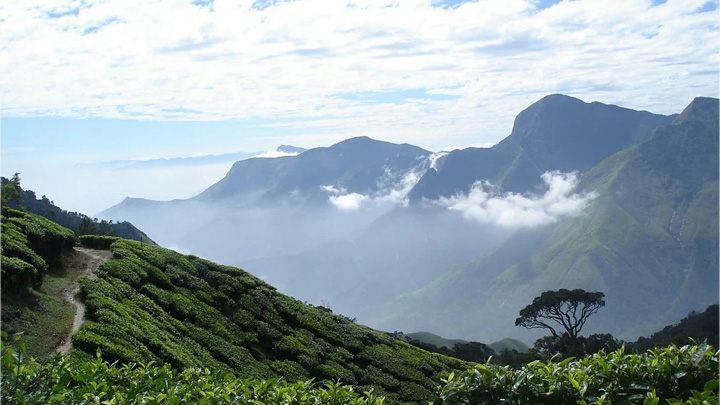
[
  {"left": 1, "top": 208, "right": 75, "bottom": 292},
  {"left": 435, "top": 343, "right": 719, "bottom": 405},
  {"left": 78, "top": 235, "right": 122, "bottom": 250},
  {"left": 72, "top": 239, "right": 469, "bottom": 404},
  {"left": 1, "top": 332, "right": 384, "bottom": 405}
]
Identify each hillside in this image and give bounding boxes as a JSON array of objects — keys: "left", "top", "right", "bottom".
[
  {"left": 1, "top": 207, "right": 78, "bottom": 356},
  {"left": 1, "top": 203, "right": 470, "bottom": 404},
  {"left": 374, "top": 97, "right": 719, "bottom": 343},
  {"left": 2, "top": 176, "right": 154, "bottom": 244},
  {"left": 71, "top": 237, "right": 469, "bottom": 404},
  {"left": 632, "top": 304, "right": 719, "bottom": 352}
]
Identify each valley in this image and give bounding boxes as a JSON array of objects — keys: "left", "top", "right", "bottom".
[{"left": 98, "top": 95, "right": 719, "bottom": 344}]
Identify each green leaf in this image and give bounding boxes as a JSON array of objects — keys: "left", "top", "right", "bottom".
[
  {"left": 559, "top": 357, "right": 577, "bottom": 367},
  {"left": 642, "top": 397, "right": 659, "bottom": 405},
  {"left": 704, "top": 379, "right": 719, "bottom": 393}
]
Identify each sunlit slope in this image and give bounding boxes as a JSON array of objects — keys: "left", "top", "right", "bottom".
[
  {"left": 376, "top": 97, "right": 719, "bottom": 343},
  {"left": 73, "top": 238, "right": 469, "bottom": 405}
]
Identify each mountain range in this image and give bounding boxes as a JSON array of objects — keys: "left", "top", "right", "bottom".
[{"left": 101, "top": 94, "right": 719, "bottom": 344}]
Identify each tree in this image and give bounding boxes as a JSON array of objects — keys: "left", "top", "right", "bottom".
[
  {"left": 533, "top": 333, "right": 620, "bottom": 358},
  {"left": 515, "top": 289, "right": 605, "bottom": 340},
  {"left": 1, "top": 173, "right": 22, "bottom": 208}
]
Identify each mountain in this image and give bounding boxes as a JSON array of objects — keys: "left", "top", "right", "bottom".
[
  {"left": 277, "top": 145, "right": 307, "bottom": 154},
  {"left": 80, "top": 151, "right": 259, "bottom": 170},
  {"left": 373, "top": 97, "right": 719, "bottom": 343},
  {"left": 408, "top": 94, "right": 675, "bottom": 200},
  {"left": 402, "top": 332, "right": 529, "bottom": 356},
  {"left": 97, "top": 95, "right": 714, "bottom": 346},
  {"left": 404, "top": 332, "right": 467, "bottom": 349},
  {"left": 196, "top": 136, "right": 429, "bottom": 204},
  {"left": 101, "top": 136, "right": 432, "bottom": 261}
]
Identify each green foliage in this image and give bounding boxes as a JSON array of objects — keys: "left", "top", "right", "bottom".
[
  {"left": 1, "top": 173, "right": 22, "bottom": 208},
  {"left": 0, "top": 176, "right": 154, "bottom": 243},
  {"left": 68, "top": 239, "right": 469, "bottom": 404},
  {"left": 516, "top": 289, "right": 605, "bottom": 340},
  {"left": 435, "top": 343, "right": 719, "bottom": 405},
  {"left": 1, "top": 208, "right": 75, "bottom": 292},
  {"left": 0, "top": 331, "right": 384, "bottom": 405},
  {"left": 78, "top": 235, "right": 121, "bottom": 250},
  {"left": 632, "top": 305, "right": 719, "bottom": 352},
  {"left": 534, "top": 333, "right": 622, "bottom": 359}
]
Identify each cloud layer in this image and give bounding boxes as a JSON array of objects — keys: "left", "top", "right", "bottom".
[
  {"left": 437, "top": 171, "right": 598, "bottom": 227},
  {"left": 321, "top": 153, "right": 435, "bottom": 210},
  {"left": 1, "top": 0, "right": 718, "bottom": 148}
]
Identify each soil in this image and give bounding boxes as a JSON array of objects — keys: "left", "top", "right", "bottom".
[{"left": 56, "top": 247, "right": 112, "bottom": 355}]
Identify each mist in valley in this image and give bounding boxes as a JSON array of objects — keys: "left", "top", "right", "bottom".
[{"left": 98, "top": 145, "right": 599, "bottom": 344}]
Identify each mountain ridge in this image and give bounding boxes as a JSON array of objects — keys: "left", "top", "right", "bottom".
[
  {"left": 408, "top": 94, "right": 675, "bottom": 201},
  {"left": 373, "top": 96, "right": 719, "bottom": 343}
]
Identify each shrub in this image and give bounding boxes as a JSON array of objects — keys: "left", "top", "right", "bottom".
[
  {"left": 78, "top": 235, "right": 120, "bottom": 250},
  {"left": 435, "top": 344, "right": 719, "bottom": 405}
]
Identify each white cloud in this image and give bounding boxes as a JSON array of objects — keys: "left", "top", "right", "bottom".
[
  {"left": 436, "top": 171, "right": 598, "bottom": 228},
  {"left": 252, "top": 150, "right": 301, "bottom": 158},
  {"left": 321, "top": 155, "right": 429, "bottom": 210},
  {"left": 328, "top": 193, "right": 368, "bottom": 211},
  {"left": 1, "top": 0, "right": 717, "bottom": 150},
  {"left": 320, "top": 184, "right": 347, "bottom": 195}
]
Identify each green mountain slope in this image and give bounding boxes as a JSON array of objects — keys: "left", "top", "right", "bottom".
[
  {"left": 1, "top": 202, "right": 470, "bottom": 404},
  {"left": 69, "top": 237, "right": 469, "bottom": 404},
  {"left": 375, "top": 97, "right": 719, "bottom": 343},
  {"left": 1, "top": 207, "right": 77, "bottom": 356},
  {"left": 1, "top": 176, "right": 154, "bottom": 244}
]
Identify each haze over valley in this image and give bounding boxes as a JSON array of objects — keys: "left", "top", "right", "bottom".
[{"left": 98, "top": 94, "right": 719, "bottom": 344}]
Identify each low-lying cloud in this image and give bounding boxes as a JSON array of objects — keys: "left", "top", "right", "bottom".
[
  {"left": 321, "top": 156, "right": 432, "bottom": 211},
  {"left": 436, "top": 171, "right": 597, "bottom": 228},
  {"left": 253, "top": 150, "right": 301, "bottom": 158}
]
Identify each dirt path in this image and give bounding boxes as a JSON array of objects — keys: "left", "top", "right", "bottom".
[{"left": 56, "top": 247, "right": 112, "bottom": 355}]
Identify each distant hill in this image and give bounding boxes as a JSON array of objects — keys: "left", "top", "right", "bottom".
[
  {"left": 277, "top": 145, "right": 307, "bottom": 154},
  {"left": 196, "top": 136, "right": 429, "bottom": 203},
  {"left": 374, "top": 97, "right": 719, "bottom": 343},
  {"left": 408, "top": 94, "right": 674, "bottom": 200},
  {"left": 404, "top": 332, "right": 529, "bottom": 354},
  {"left": 405, "top": 332, "right": 467, "bottom": 349},
  {"left": 489, "top": 338, "right": 530, "bottom": 354},
  {"left": 632, "top": 304, "right": 719, "bottom": 351},
  {"left": 100, "top": 136, "right": 432, "bottom": 261},
  {"left": 1, "top": 177, "right": 155, "bottom": 244}
]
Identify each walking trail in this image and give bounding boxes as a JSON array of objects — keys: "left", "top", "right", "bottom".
[{"left": 56, "top": 247, "right": 112, "bottom": 355}]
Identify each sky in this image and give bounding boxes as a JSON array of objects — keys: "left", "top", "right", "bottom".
[{"left": 1, "top": 0, "right": 718, "bottom": 214}]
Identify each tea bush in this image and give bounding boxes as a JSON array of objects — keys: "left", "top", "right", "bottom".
[{"left": 435, "top": 343, "right": 719, "bottom": 404}]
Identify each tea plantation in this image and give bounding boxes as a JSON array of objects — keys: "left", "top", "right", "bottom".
[{"left": 1, "top": 208, "right": 717, "bottom": 404}]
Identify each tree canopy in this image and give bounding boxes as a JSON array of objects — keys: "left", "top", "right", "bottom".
[
  {"left": 1, "top": 173, "right": 22, "bottom": 208},
  {"left": 515, "top": 289, "right": 605, "bottom": 339}
]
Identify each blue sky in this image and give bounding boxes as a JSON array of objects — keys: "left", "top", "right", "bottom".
[{"left": 1, "top": 0, "right": 718, "bottom": 214}]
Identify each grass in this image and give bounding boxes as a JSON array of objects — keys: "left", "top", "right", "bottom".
[{"left": 1, "top": 249, "right": 91, "bottom": 359}]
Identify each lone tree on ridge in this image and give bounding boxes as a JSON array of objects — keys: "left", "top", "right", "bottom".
[{"left": 515, "top": 289, "right": 605, "bottom": 340}]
